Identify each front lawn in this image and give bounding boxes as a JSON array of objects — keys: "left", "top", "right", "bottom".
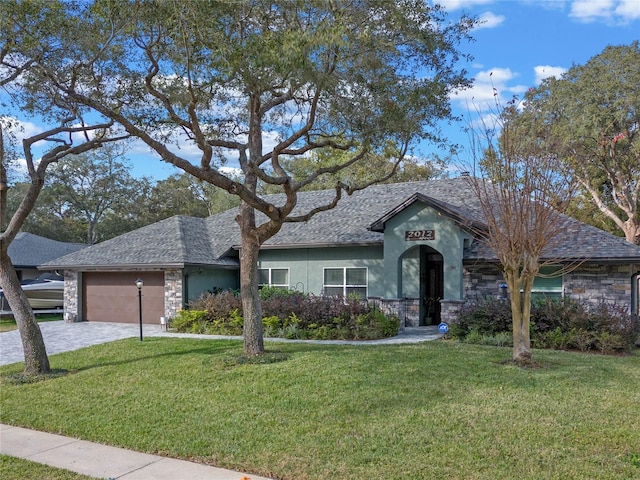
[
  {"left": 0, "top": 455, "right": 96, "bottom": 480},
  {"left": 1, "top": 338, "right": 639, "bottom": 480}
]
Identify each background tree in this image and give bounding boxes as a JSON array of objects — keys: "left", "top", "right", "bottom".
[
  {"left": 261, "top": 148, "right": 447, "bottom": 193},
  {"left": 43, "top": 145, "right": 146, "bottom": 244},
  {"left": 14, "top": 0, "right": 474, "bottom": 355},
  {"left": 467, "top": 103, "right": 576, "bottom": 365},
  {"left": 509, "top": 42, "right": 640, "bottom": 244},
  {"left": 142, "top": 172, "right": 241, "bottom": 223},
  {"left": 1, "top": 1, "right": 128, "bottom": 374}
]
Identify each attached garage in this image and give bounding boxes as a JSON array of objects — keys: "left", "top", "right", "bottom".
[{"left": 82, "top": 272, "right": 164, "bottom": 324}]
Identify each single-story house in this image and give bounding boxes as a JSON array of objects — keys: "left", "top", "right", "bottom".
[
  {"left": 8, "top": 232, "right": 87, "bottom": 281},
  {"left": 42, "top": 178, "right": 640, "bottom": 327}
]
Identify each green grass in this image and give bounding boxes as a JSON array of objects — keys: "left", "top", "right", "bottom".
[
  {"left": 0, "top": 314, "right": 63, "bottom": 332},
  {"left": 0, "top": 455, "right": 97, "bottom": 480},
  {"left": 1, "top": 338, "right": 639, "bottom": 480}
]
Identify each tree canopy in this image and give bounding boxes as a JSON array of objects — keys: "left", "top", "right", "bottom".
[
  {"left": 506, "top": 42, "right": 640, "bottom": 244},
  {"left": 3, "top": 0, "right": 475, "bottom": 354}
]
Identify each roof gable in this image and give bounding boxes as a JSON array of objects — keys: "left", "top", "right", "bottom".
[{"left": 369, "top": 192, "right": 486, "bottom": 233}]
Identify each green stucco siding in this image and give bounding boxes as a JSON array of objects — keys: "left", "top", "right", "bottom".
[
  {"left": 382, "top": 202, "right": 469, "bottom": 301},
  {"left": 183, "top": 267, "right": 239, "bottom": 304},
  {"left": 258, "top": 246, "right": 384, "bottom": 297}
]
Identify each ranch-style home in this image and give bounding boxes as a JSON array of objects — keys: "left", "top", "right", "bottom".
[{"left": 43, "top": 177, "right": 640, "bottom": 328}]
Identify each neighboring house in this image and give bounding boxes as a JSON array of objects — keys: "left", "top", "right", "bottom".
[
  {"left": 8, "top": 232, "right": 87, "bottom": 281},
  {"left": 43, "top": 178, "right": 640, "bottom": 327}
]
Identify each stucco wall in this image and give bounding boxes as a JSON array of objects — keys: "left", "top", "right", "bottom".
[
  {"left": 382, "top": 202, "right": 470, "bottom": 301},
  {"left": 258, "top": 246, "right": 385, "bottom": 297}
]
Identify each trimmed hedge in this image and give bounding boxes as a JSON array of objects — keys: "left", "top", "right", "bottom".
[
  {"left": 173, "top": 288, "right": 400, "bottom": 340},
  {"left": 449, "top": 296, "right": 638, "bottom": 354}
]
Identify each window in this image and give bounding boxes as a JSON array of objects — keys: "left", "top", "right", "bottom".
[
  {"left": 258, "top": 268, "right": 289, "bottom": 288},
  {"left": 323, "top": 267, "right": 367, "bottom": 299},
  {"left": 530, "top": 266, "right": 563, "bottom": 301}
]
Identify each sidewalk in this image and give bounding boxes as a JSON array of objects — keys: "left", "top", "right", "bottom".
[{"left": 0, "top": 424, "right": 273, "bottom": 480}]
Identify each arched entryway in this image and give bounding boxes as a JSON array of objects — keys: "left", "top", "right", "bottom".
[{"left": 419, "top": 245, "right": 443, "bottom": 325}]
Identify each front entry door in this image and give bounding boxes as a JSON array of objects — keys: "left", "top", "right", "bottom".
[{"left": 419, "top": 246, "right": 444, "bottom": 326}]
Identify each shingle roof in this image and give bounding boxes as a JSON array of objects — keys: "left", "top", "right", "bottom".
[
  {"left": 8, "top": 232, "right": 87, "bottom": 268},
  {"left": 42, "top": 216, "right": 239, "bottom": 269},
  {"left": 44, "top": 177, "right": 640, "bottom": 269}
]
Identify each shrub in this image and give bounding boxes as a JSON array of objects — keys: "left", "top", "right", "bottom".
[
  {"left": 174, "top": 290, "right": 399, "bottom": 340},
  {"left": 455, "top": 296, "right": 637, "bottom": 354},
  {"left": 171, "top": 310, "right": 209, "bottom": 334}
]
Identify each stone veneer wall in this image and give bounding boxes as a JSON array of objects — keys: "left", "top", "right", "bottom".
[
  {"left": 374, "top": 297, "right": 420, "bottom": 328},
  {"left": 463, "top": 264, "right": 504, "bottom": 301},
  {"left": 379, "top": 298, "right": 471, "bottom": 327},
  {"left": 463, "top": 263, "right": 636, "bottom": 312},
  {"left": 564, "top": 264, "right": 635, "bottom": 309},
  {"left": 63, "top": 271, "right": 80, "bottom": 323},
  {"left": 164, "top": 269, "right": 183, "bottom": 320}
]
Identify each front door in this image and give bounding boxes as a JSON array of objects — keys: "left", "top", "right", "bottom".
[{"left": 419, "top": 246, "right": 443, "bottom": 326}]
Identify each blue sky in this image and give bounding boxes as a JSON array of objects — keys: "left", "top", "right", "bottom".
[
  {"left": 5, "top": 0, "right": 640, "bottom": 180},
  {"left": 435, "top": 0, "right": 640, "bottom": 168}
]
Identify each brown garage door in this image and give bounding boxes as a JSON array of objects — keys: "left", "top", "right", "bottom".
[{"left": 83, "top": 272, "right": 165, "bottom": 324}]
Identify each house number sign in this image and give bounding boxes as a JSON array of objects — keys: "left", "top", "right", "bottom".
[{"left": 405, "top": 230, "right": 435, "bottom": 241}]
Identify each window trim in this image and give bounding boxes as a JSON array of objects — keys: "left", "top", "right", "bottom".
[
  {"left": 322, "top": 267, "right": 368, "bottom": 299},
  {"left": 258, "top": 267, "right": 290, "bottom": 289},
  {"left": 521, "top": 266, "right": 564, "bottom": 300}
]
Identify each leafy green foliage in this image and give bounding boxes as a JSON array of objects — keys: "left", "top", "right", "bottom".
[
  {"left": 506, "top": 42, "right": 640, "bottom": 243},
  {"left": 174, "top": 289, "right": 399, "bottom": 340},
  {"left": 451, "top": 297, "right": 638, "bottom": 354}
]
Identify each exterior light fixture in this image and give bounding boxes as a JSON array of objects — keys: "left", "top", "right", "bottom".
[{"left": 135, "top": 278, "right": 143, "bottom": 341}]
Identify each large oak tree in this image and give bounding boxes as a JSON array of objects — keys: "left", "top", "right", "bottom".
[
  {"left": 509, "top": 42, "right": 640, "bottom": 244},
  {"left": 8, "top": 0, "right": 474, "bottom": 355}
]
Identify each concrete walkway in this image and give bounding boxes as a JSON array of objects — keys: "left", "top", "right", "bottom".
[
  {"left": 0, "top": 423, "right": 273, "bottom": 480},
  {"left": 0, "top": 321, "right": 442, "bottom": 479}
]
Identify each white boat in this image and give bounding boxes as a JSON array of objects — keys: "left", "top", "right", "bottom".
[{"left": 0, "top": 273, "right": 64, "bottom": 310}]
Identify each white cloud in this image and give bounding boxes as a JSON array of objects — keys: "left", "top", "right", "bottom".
[
  {"left": 615, "top": 0, "right": 640, "bottom": 18},
  {"left": 453, "top": 68, "right": 528, "bottom": 113},
  {"left": 570, "top": 0, "right": 640, "bottom": 23},
  {"left": 534, "top": 65, "right": 567, "bottom": 83},
  {"left": 437, "top": 0, "right": 494, "bottom": 11},
  {"left": 474, "top": 11, "right": 506, "bottom": 29}
]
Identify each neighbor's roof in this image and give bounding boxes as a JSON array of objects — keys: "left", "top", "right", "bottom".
[
  {"left": 8, "top": 232, "right": 87, "bottom": 268},
  {"left": 43, "top": 177, "right": 640, "bottom": 269}
]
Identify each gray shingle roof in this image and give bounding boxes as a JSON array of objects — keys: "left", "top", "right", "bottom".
[
  {"left": 43, "top": 216, "right": 239, "bottom": 269},
  {"left": 8, "top": 232, "right": 87, "bottom": 268},
  {"left": 44, "top": 177, "right": 640, "bottom": 269}
]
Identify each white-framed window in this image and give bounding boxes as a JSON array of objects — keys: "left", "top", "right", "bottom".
[
  {"left": 258, "top": 268, "right": 289, "bottom": 288},
  {"left": 323, "top": 267, "right": 368, "bottom": 299},
  {"left": 529, "top": 266, "right": 563, "bottom": 301}
]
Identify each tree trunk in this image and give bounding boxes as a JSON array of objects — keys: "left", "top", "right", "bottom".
[
  {"left": 624, "top": 217, "right": 640, "bottom": 245},
  {"left": 0, "top": 252, "right": 50, "bottom": 375},
  {"left": 238, "top": 201, "right": 264, "bottom": 355},
  {"left": 506, "top": 270, "right": 532, "bottom": 364}
]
